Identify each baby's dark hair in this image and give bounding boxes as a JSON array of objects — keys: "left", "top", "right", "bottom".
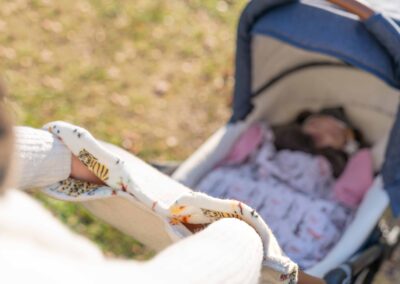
[
  {"left": 273, "top": 106, "right": 366, "bottom": 178},
  {"left": 273, "top": 124, "right": 314, "bottom": 154}
]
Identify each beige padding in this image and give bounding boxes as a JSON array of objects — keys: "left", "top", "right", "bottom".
[{"left": 84, "top": 196, "right": 176, "bottom": 251}]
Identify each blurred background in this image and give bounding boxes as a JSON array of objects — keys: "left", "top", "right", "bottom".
[{"left": 0, "top": 0, "right": 398, "bottom": 282}]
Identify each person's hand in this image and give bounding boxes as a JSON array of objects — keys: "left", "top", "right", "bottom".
[
  {"left": 298, "top": 271, "right": 326, "bottom": 284},
  {"left": 70, "top": 154, "right": 105, "bottom": 185}
]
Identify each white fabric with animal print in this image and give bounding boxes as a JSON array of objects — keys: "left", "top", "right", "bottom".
[
  {"left": 41, "top": 121, "right": 298, "bottom": 284},
  {"left": 197, "top": 125, "right": 354, "bottom": 269}
]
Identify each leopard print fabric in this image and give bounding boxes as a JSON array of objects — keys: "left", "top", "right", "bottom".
[{"left": 54, "top": 178, "right": 99, "bottom": 197}]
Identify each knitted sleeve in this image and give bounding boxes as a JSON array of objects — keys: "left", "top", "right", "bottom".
[
  {"left": 13, "top": 126, "right": 72, "bottom": 190},
  {"left": 142, "top": 218, "right": 264, "bottom": 284},
  {"left": 1, "top": 192, "right": 264, "bottom": 284}
]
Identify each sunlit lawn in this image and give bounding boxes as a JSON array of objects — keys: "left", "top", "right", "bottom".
[{"left": 0, "top": 0, "right": 246, "bottom": 258}]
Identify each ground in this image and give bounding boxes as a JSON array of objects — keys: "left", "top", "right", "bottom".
[{"left": 0, "top": 0, "right": 398, "bottom": 281}]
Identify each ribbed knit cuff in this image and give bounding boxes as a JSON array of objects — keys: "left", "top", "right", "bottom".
[{"left": 13, "top": 127, "right": 71, "bottom": 190}]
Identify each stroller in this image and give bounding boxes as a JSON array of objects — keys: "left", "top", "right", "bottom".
[
  {"left": 41, "top": 0, "right": 400, "bottom": 283},
  {"left": 170, "top": 0, "right": 400, "bottom": 282}
]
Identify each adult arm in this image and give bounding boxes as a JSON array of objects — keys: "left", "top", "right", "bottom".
[
  {"left": 13, "top": 126, "right": 101, "bottom": 190},
  {"left": 1, "top": 195, "right": 264, "bottom": 284},
  {"left": 10, "top": 127, "right": 265, "bottom": 283}
]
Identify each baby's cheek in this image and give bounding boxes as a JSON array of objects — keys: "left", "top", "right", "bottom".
[
  {"left": 331, "top": 127, "right": 347, "bottom": 147},
  {"left": 323, "top": 133, "right": 343, "bottom": 149}
]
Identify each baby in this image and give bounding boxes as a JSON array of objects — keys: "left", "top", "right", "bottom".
[
  {"left": 273, "top": 106, "right": 367, "bottom": 177},
  {"left": 197, "top": 106, "right": 372, "bottom": 269}
]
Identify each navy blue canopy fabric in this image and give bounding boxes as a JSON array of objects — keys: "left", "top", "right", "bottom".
[
  {"left": 230, "top": 0, "right": 400, "bottom": 216},
  {"left": 252, "top": 3, "right": 399, "bottom": 88}
]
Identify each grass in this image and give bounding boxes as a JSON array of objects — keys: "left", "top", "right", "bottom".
[
  {"left": 0, "top": 0, "right": 246, "bottom": 259},
  {"left": 1, "top": 0, "right": 398, "bottom": 282}
]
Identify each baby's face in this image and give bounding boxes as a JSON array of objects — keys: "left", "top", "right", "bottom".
[{"left": 302, "top": 115, "right": 348, "bottom": 150}]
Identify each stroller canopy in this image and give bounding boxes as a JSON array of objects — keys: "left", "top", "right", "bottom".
[
  {"left": 231, "top": 0, "right": 400, "bottom": 122},
  {"left": 230, "top": 0, "right": 400, "bottom": 216}
]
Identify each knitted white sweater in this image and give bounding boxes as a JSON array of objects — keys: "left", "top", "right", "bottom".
[{"left": 0, "top": 127, "right": 263, "bottom": 284}]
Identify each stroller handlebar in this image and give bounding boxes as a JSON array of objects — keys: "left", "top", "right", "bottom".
[{"left": 327, "top": 0, "right": 374, "bottom": 20}]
